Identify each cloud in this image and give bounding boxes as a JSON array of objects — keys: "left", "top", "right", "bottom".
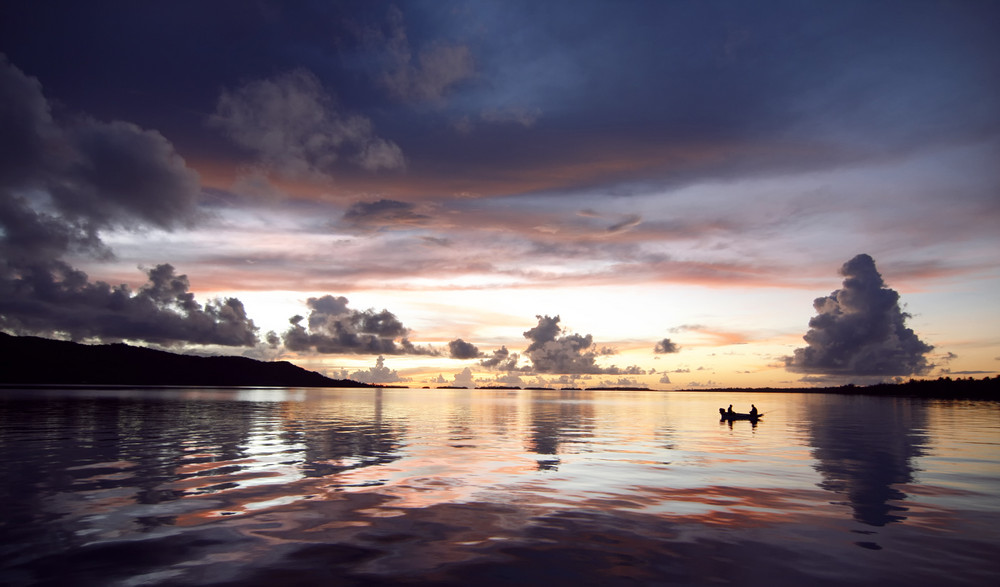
[
  {"left": 480, "top": 106, "right": 542, "bottom": 128},
  {"left": 282, "top": 294, "right": 436, "bottom": 355},
  {"left": 479, "top": 345, "right": 523, "bottom": 371},
  {"left": 0, "top": 55, "right": 199, "bottom": 232},
  {"left": 211, "top": 69, "right": 404, "bottom": 179},
  {"left": 668, "top": 324, "right": 751, "bottom": 346},
  {"left": 489, "top": 373, "right": 525, "bottom": 388},
  {"left": 420, "top": 236, "right": 452, "bottom": 247},
  {"left": 521, "top": 315, "right": 645, "bottom": 375},
  {"left": 378, "top": 6, "right": 475, "bottom": 102},
  {"left": 606, "top": 214, "right": 642, "bottom": 234},
  {"left": 0, "top": 54, "right": 52, "bottom": 187},
  {"left": 654, "top": 338, "right": 680, "bottom": 354},
  {"left": 598, "top": 377, "right": 643, "bottom": 388},
  {"left": 452, "top": 367, "right": 475, "bottom": 388},
  {"left": 785, "top": 254, "right": 934, "bottom": 380},
  {"left": 686, "top": 380, "right": 719, "bottom": 388},
  {"left": 349, "top": 355, "right": 409, "bottom": 384},
  {"left": 448, "top": 338, "right": 482, "bottom": 359},
  {"left": 55, "top": 119, "right": 201, "bottom": 229},
  {"left": 342, "top": 199, "right": 431, "bottom": 231},
  {"left": 658, "top": 374, "right": 672, "bottom": 384},
  {"left": 452, "top": 106, "right": 544, "bottom": 134},
  {"left": 0, "top": 263, "right": 258, "bottom": 346},
  {"left": 0, "top": 56, "right": 258, "bottom": 347}
]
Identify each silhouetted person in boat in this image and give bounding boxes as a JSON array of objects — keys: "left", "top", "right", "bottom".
[
  {"left": 750, "top": 404, "right": 758, "bottom": 416},
  {"left": 727, "top": 405, "right": 733, "bottom": 417}
]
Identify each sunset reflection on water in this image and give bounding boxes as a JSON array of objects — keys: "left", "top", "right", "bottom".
[{"left": 1, "top": 388, "right": 998, "bottom": 586}]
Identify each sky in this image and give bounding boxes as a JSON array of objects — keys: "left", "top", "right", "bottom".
[{"left": 1, "top": 0, "right": 998, "bottom": 389}]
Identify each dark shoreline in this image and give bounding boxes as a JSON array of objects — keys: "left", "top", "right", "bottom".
[
  {"left": 1, "top": 333, "right": 996, "bottom": 399},
  {"left": 0, "top": 332, "right": 371, "bottom": 389},
  {"left": 4, "top": 380, "right": 995, "bottom": 401}
]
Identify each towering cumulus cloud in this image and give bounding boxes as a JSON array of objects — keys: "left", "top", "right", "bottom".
[
  {"left": 785, "top": 254, "right": 933, "bottom": 381},
  {"left": 521, "top": 315, "right": 644, "bottom": 375},
  {"left": 349, "top": 356, "right": 409, "bottom": 384},
  {"left": 0, "top": 55, "right": 258, "bottom": 346},
  {"left": 283, "top": 295, "right": 435, "bottom": 355}
]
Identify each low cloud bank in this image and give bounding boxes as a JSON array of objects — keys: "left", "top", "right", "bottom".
[{"left": 349, "top": 355, "right": 409, "bottom": 384}]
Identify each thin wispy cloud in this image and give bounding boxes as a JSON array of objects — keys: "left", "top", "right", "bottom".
[{"left": 211, "top": 69, "right": 405, "bottom": 180}]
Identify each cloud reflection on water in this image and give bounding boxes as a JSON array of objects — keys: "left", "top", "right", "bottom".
[
  {"left": 806, "top": 396, "right": 928, "bottom": 527},
  {"left": 1, "top": 388, "right": 998, "bottom": 586}
]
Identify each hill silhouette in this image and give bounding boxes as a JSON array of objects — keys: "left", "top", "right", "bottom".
[{"left": 0, "top": 333, "right": 370, "bottom": 388}]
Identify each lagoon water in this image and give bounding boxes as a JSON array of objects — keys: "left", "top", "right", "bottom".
[{"left": 0, "top": 387, "right": 998, "bottom": 586}]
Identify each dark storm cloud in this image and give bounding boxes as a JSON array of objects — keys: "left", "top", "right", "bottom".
[
  {"left": 0, "top": 263, "right": 258, "bottom": 346},
  {"left": 521, "top": 1, "right": 996, "bottom": 140},
  {"left": 0, "top": 53, "right": 52, "bottom": 187},
  {"left": 415, "top": 0, "right": 999, "bottom": 196},
  {"left": 342, "top": 199, "right": 431, "bottom": 230},
  {"left": 283, "top": 295, "right": 435, "bottom": 355},
  {"left": 0, "top": 55, "right": 199, "bottom": 230},
  {"left": 521, "top": 315, "right": 644, "bottom": 375},
  {"left": 5, "top": 2, "right": 997, "bottom": 200},
  {"left": 210, "top": 69, "right": 404, "bottom": 177},
  {"left": 654, "top": 339, "right": 680, "bottom": 354},
  {"left": 785, "top": 254, "right": 934, "bottom": 379},
  {"left": 448, "top": 338, "right": 482, "bottom": 360},
  {"left": 0, "top": 56, "right": 259, "bottom": 346}
]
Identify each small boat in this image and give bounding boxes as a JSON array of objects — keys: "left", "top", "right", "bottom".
[{"left": 719, "top": 408, "right": 761, "bottom": 421}]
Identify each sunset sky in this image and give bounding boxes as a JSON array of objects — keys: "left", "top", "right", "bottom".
[{"left": 1, "top": 1, "right": 997, "bottom": 389}]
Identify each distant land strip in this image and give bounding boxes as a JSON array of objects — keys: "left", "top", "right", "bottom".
[{"left": 0, "top": 333, "right": 996, "bottom": 398}]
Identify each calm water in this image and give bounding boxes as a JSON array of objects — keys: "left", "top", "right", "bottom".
[{"left": 0, "top": 388, "right": 997, "bottom": 586}]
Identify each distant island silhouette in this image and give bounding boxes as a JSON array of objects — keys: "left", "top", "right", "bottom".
[
  {"left": 0, "top": 333, "right": 371, "bottom": 388},
  {"left": 0, "top": 333, "right": 995, "bottom": 397}
]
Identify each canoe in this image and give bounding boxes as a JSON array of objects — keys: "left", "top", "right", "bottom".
[{"left": 719, "top": 409, "right": 761, "bottom": 421}]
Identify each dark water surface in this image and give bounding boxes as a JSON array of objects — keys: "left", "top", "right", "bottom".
[{"left": 1, "top": 388, "right": 997, "bottom": 586}]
